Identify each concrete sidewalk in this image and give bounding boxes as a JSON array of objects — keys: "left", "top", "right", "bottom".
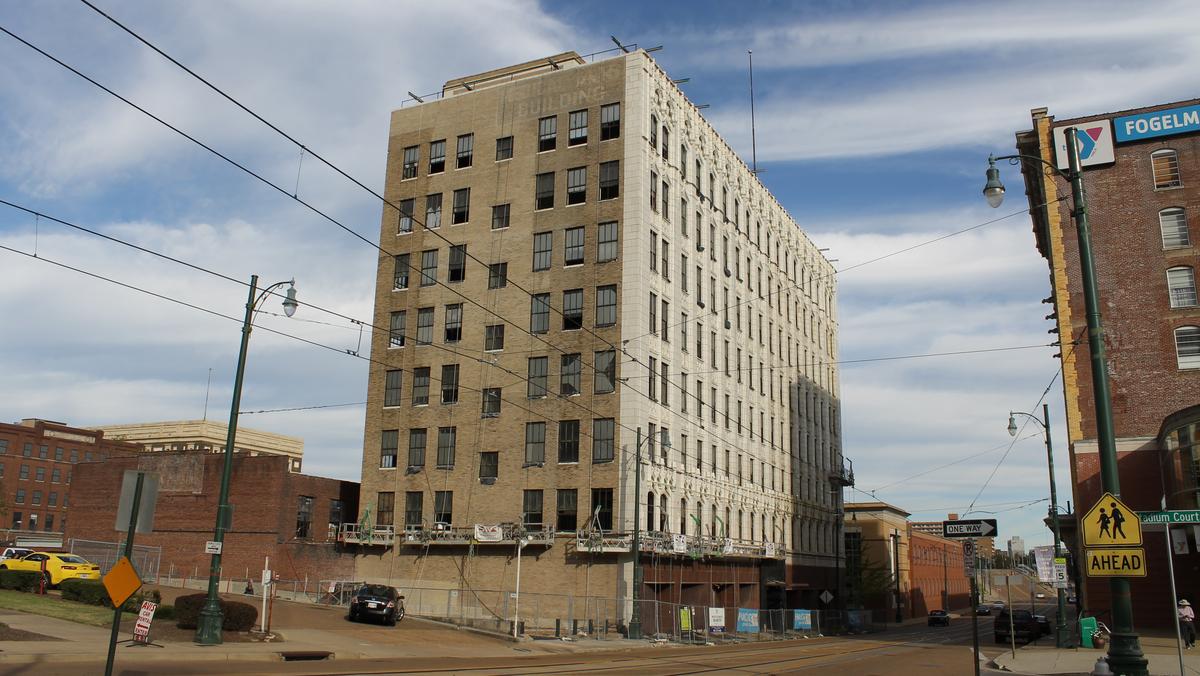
[{"left": 993, "top": 634, "right": 1200, "bottom": 675}]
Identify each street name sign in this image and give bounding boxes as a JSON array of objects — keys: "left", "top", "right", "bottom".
[
  {"left": 1136, "top": 510, "right": 1200, "bottom": 525},
  {"left": 1085, "top": 548, "right": 1146, "bottom": 577},
  {"left": 1082, "top": 492, "right": 1142, "bottom": 547},
  {"left": 942, "top": 519, "right": 997, "bottom": 538}
]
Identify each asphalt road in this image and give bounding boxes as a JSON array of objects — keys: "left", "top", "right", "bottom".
[{"left": 32, "top": 607, "right": 1055, "bottom": 676}]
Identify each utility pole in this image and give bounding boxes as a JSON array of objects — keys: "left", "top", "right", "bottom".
[{"left": 628, "top": 427, "right": 644, "bottom": 640}]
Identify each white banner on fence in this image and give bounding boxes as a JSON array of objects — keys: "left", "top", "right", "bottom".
[
  {"left": 722, "top": 538, "right": 734, "bottom": 555},
  {"left": 474, "top": 524, "right": 503, "bottom": 542},
  {"left": 765, "top": 542, "right": 777, "bottom": 558},
  {"left": 672, "top": 534, "right": 687, "bottom": 554},
  {"left": 708, "top": 607, "right": 726, "bottom": 632}
]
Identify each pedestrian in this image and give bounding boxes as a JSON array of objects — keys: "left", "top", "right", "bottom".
[
  {"left": 1110, "top": 503, "right": 1127, "bottom": 539},
  {"left": 244, "top": 579, "right": 255, "bottom": 595},
  {"left": 1097, "top": 508, "right": 1112, "bottom": 539},
  {"left": 1179, "top": 599, "right": 1195, "bottom": 648}
]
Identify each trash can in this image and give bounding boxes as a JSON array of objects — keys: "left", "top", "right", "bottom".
[{"left": 1080, "top": 616, "right": 1097, "bottom": 649}]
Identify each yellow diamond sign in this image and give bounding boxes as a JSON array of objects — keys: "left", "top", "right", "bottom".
[
  {"left": 1082, "top": 492, "right": 1142, "bottom": 547},
  {"left": 102, "top": 556, "right": 143, "bottom": 608}
]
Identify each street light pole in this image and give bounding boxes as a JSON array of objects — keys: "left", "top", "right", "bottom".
[
  {"left": 891, "top": 531, "right": 902, "bottom": 623},
  {"left": 513, "top": 537, "right": 528, "bottom": 638},
  {"left": 195, "top": 275, "right": 297, "bottom": 645},
  {"left": 1009, "top": 404, "right": 1069, "bottom": 647},
  {"left": 986, "top": 130, "right": 1147, "bottom": 674}
]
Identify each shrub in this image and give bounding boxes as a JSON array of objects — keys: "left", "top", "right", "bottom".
[
  {"left": 61, "top": 579, "right": 110, "bottom": 606},
  {"left": 155, "top": 604, "right": 176, "bottom": 621},
  {"left": 174, "top": 593, "right": 257, "bottom": 631},
  {"left": 0, "top": 570, "right": 40, "bottom": 592}
]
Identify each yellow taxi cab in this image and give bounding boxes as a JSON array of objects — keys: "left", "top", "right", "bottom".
[{"left": 0, "top": 551, "right": 102, "bottom": 586}]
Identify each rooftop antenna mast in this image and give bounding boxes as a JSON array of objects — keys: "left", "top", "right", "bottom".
[{"left": 749, "top": 50, "right": 759, "bottom": 174}]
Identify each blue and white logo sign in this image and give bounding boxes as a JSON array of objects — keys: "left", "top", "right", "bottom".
[
  {"left": 793, "top": 609, "right": 813, "bottom": 631},
  {"left": 1115, "top": 104, "right": 1200, "bottom": 143},
  {"left": 1053, "top": 121, "right": 1115, "bottom": 170},
  {"left": 736, "top": 608, "right": 760, "bottom": 633}
]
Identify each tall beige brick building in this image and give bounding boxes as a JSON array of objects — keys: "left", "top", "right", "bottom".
[{"left": 356, "top": 49, "right": 844, "bottom": 629}]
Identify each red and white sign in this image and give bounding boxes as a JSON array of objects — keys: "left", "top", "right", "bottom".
[{"left": 133, "top": 600, "right": 157, "bottom": 644}]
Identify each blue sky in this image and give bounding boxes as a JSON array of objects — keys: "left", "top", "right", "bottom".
[{"left": 2, "top": 0, "right": 1197, "bottom": 548}]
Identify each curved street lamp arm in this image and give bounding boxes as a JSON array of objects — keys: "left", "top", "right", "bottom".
[
  {"left": 251, "top": 279, "right": 297, "bottom": 321},
  {"left": 1009, "top": 410, "right": 1047, "bottom": 430},
  {"left": 989, "top": 153, "right": 1071, "bottom": 181}
]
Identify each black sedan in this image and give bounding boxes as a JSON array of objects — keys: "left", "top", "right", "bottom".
[
  {"left": 928, "top": 610, "right": 950, "bottom": 626},
  {"left": 348, "top": 584, "right": 405, "bottom": 626},
  {"left": 976, "top": 604, "right": 992, "bottom": 615}
]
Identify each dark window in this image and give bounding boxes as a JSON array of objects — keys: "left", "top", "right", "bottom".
[
  {"left": 600, "top": 103, "right": 620, "bottom": 140},
  {"left": 379, "top": 432, "right": 398, "bottom": 468},
  {"left": 538, "top": 116, "right": 557, "bottom": 152},
  {"left": 533, "top": 231, "right": 553, "bottom": 271},
  {"left": 448, "top": 245, "right": 466, "bottom": 282},
  {"left": 650, "top": 114, "right": 658, "bottom": 149},
  {"left": 397, "top": 199, "right": 414, "bottom": 233},
  {"left": 385, "top": 370, "right": 403, "bottom": 407},
  {"left": 440, "top": 364, "right": 460, "bottom": 404},
  {"left": 444, "top": 304, "right": 463, "bottom": 343},
  {"left": 525, "top": 422, "right": 546, "bottom": 465},
  {"left": 535, "top": 172, "right": 554, "bottom": 210},
  {"left": 562, "top": 289, "right": 583, "bottom": 330},
  {"left": 567, "top": 167, "right": 586, "bottom": 204},
  {"left": 488, "top": 262, "right": 508, "bottom": 289},
  {"left": 495, "top": 136, "right": 513, "bottom": 161},
  {"left": 328, "top": 498, "right": 344, "bottom": 530},
  {"left": 403, "top": 492, "right": 422, "bottom": 527},
  {"left": 416, "top": 307, "right": 433, "bottom": 344},
  {"left": 592, "top": 488, "right": 613, "bottom": 529},
  {"left": 420, "top": 249, "right": 437, "bottom": 286},
  {"left": 51, "top": 468, "right": 61, "bottom": 483},
  {"left": 557, "top": 489, "right": 578, "bottom": 531},
  {"left": 561, "top": 353, "right": 581, "bottom": 394},
  {"left": 436, "top": 427, "right": 456, "bottom": 468},
  {"left": 523, "top": 490, "right": 543, "bottom": 527},
  {"left": 530, "top": 293, "right": 550, "bottom": 333},
  {"left": 527, "top": 357, "right": 548, "bottom": 398},
  {"left": 595, "top": 285, "right": 617, "bottom": 327},
  {"left": 432, "top": 494, "right": 451, "bottom": 525},
  {"left": 411, "top": 367, "right": 430, "bottom": 405},
  {"left": 599, "top": 160, "right": 619, "bottom": 200},
  {"left": 295, "top": 495, "right": 314, "bottom": 538},
  {"left": 482, "top": 387, "right": 501, "bottom": 417},
  {"left": 402, "top": 145, "right": 418, "bottom": 179},
  {"left": 377, "top": 491, "right": 395, "bottom": 526},
  {"left": 452, "top": 188, "right": 470, "bottom": 223},
  {"left": 14, "top": 489, "right": 24, "bottom": 504},
  {"left": 558, "top": 420, "right": 580, "bottom": 463},
  {"left": 661, "top": 126, "right": 669, "bottom": 159},
  {"left": 568, "top": 109, "right": 588, "bottom": 146},
  {"left": 485, "top": 324, "right": 505, "bottom": 351},
  {"left": 594, "top": 350, "right": 616, "bottom": 394},
  {"left": 393, "top": 254, "right": 410, "bottom": 289},
  {"left": 456, "top": 133, "right": 473, "bottom": 168},
  {"left": 479, "top": 452, "right": 499, "bottom": 479},
  {"left": 389, "top": 311, "right": 406, "bottom": 348},
  {"left": 597, "top": 221, "right": 618, "bottom": 261},
  {"left": 407, "top": 428, "right": 426, "bottom": 468},
  {"left": 428, "top": 140, "right": 445, "bottom": 173},
  {"left": 491, "top": 203, "right": 510, "bottom": 229},
  {"left": 592, "top": 418, "right": 615, "bottom": 462}
]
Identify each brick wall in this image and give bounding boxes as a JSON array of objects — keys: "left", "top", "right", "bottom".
[
  {"left": 65, "top": 452, "right": 358, "bottom": 583},
  {"left": 908, "top": 530, "right": 970, "bottom": 617}
]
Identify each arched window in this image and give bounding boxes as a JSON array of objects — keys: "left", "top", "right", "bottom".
[
  {"left": 645, "top": 492, "right": 655, "bottom": 532},
  {"left": 1152, "top": 149, "right": 1182, "bottom": 189},
  {"left": 1167, "top": 266, "right": 1198, "bottom": 308},
  {"left": 749, "top": 512, "right": 756, "bottom": 541},
  {"left": 659, "top": 493, "right": 669, "bottom": 532},
  {"left": 1160, "top": 208, "right": 1190, "bottom": 248},
  {"left": 649, "top": 114, "right": 658, "bottom": 149},
  {"left": 680, "top": 498, "right": 687, "bottom": 535},
  {"left": 737, "top": 509, "right": 744, "bottom": 540},
  {"left": 1176, "top": 326, "right": 1200, "bottom": 369}
]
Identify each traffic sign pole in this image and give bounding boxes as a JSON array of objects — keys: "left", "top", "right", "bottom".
[{"left": 105, "top": 471, "right": 144, "bottom": 676}]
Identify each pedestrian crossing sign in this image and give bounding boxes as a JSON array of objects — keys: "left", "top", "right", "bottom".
[{"left": 1082, "top": 492, "right": 1142, "bottom": 547}]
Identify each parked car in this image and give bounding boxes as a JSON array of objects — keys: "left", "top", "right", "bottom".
[
  {"left": 976, "top": 604, "right": 992, "bottom": 615},
  {"left": 348, "top": 584, "right": 405, "bottom": 626},
  {"left": 995, "top": 609, "right": 1042, "bottom": 644},
  {"left": 1033, "top": 613, "right": 1051, "bottom": 635},
  {"left": 0, "top": 552, "right": 100, "bottom": 587},
  {"left": 1035, "top": 592, "right": 1047, "bottom": 599},
  {"left": 928, "top": 609, "right": 950, "bottom": 626},
  {"left": 992, "top": 600, "right": 1006, "bottom": 610},
  {"left": 0, "top": 547, "right": 33, "bottom": 562}
]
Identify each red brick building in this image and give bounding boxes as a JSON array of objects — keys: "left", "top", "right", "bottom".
[
  {"left": 0, "top": 419, "right": 140, "bottom": 536},
  {"left": 65, "top": 451, "right": 358, "bottom": 583},
  {"left": 907, "top": 530, "right": 970, "bottom": 616},
  {"left": 1016, "top": 99, "right": 1200, "bottom": 628}
]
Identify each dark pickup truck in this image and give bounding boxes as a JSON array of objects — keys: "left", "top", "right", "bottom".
[{"left": 995, "top": 609, "right": 1042, "bottom": 644}]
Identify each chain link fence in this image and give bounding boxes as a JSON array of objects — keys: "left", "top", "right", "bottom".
[{"left": 68, "top": 538, "right": 161, "bottom": 580}]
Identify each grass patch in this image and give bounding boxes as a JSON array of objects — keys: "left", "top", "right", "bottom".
[{"left": 0, "top": 589, "right": 132, "bottom": 627}]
